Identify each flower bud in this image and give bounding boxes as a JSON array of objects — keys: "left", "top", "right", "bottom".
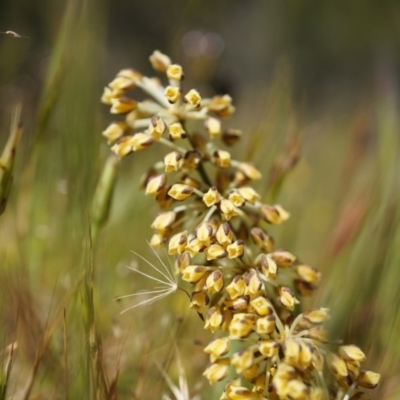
[
  {"left": 164, "top": 151, "right": 183, "bottom": 172},
  {"left": 213, "top": 150, "right": 231, "bottom": 168},
  {"left": 261, "top": 204, "right": 290, "bottom": 224},
  {"left": 168, "top": 183, "right": 193, "bottom": 201},
  {"left": 148, "top": 115, "right": 166, "bottom": 140},
  {"left": 206, "top": 270, "right": 224, "bottom": 294},
  {"left": 149, "top": 50, "right": 171, "bottom": 72},
  {"left": 110, "top": 97, "right": 137, "bottom": 114},
  {"left": 204, "top": 117, "right": 221, "bottom": 139},
  {"left": 102, "top": 121, "right": 129, "bottom": 143}
]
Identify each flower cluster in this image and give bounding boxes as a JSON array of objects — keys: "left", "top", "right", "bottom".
[{"left": 101, "top": 51, "right": 379, "bottom": 399}]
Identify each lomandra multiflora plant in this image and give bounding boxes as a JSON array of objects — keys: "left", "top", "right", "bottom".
[{"left": 101, "top": 51, "right": 380, "bottom": 400}]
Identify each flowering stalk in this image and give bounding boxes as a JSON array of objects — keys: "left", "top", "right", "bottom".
[{"left": 101, "top": 50, "right": 379, "bottom": 400}]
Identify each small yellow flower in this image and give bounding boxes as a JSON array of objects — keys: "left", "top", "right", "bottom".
[
  {"left": 110, "top": 97, "right": 137, "bottom": 114},
  {"left": 102, "top": 121, "right": 129, "bottom": 143},
  {"left": 203, "top": 359, "right": 230, "bottom": 384},
  {"left": 169, "top": 122, "right": 186, "bottom": 140},
  {"left": 183, "top": 89, "right": 201, "bottom": 108},
  {"left": 203, "top": 187, "right": 221, "bottom": 207},
  {"left": 148, "top": 115, "right": 166, "bottom": 140},
  {"left": 164, "top": 86, "right": 181, "bottom": 103},
  {"left": 167, "top": 64, "right": 184, "bottom": 81},
  {"left": 164, "top": 151, "right": 183, "bottom": 172},
  {"left": 168, "top": 183, "right": 193, "bottom": 201}
]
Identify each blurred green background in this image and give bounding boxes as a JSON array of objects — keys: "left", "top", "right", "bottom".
[{"left": 1, "top": 0, "right": 400, "bottom": 399}]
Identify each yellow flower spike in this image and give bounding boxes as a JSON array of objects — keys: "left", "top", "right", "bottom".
[
  {"left": 216, "top": 222, "right": 233, "bottom": 246},
  {"left": 101, "top": 86, "right": 119, "bottom": 105},
  {"left": 225, "top": 275, "right": 246, "bottom": 299},
  {"left": 229, "top": 313, "right": 256, "bottom": 339},
  {"left": 206, "top": 270, "right": 224, "bottom": 295},
  {"left": 190, "top": 290, "right": 209, "bottom": 310},
  {"left": 237, "top": 186, "right": 260, "bottom": 204},
  {"left": 270, "top": 250, "right": 297, "bottom": 267},
  {"left": 213, "top": 149, "right": 231, "bottom": 168},
  {"left": 277, "top": 286, "right": 300, "bottom": 311},
  {"left": 150, "top": 211, "right": 176, "bottom": 230},
  {"left": 164, "top": 85, "right": 181, "bottom": 103},
  {"left": 245, "top": 270, "right": 263, "bottom": 295},
  {"left": 259, "top": 339, "right": 279, "bottom": 358},
  {"left": 251, "top": 227, "right": 274, "bottom": 253},
  {"left": 181, "top": 265, "right": 207, "bottom": 283},
  {"left": 110, "top": 97, "right": 137, "bottom": 114},
  {"left": 148, "top": 115, "right": 166, "bottom": 140},
  {"left": 296, "top": 265, "right": 321, "bottom": 284},
  {"left": 231, "top": 349, "right": 254, "bottom": 374},
  {"left": 168, "top": 183, "right": 193, "bottom": 201},
  {"left": 237, "top": 162, "right": 262, "bottom": 180},
  {"left": 111, "top": 136, "right": 134, "bottom": 157},
  {"left": 203, "top": 186, "right": 222, "bottom": 207},
  {"left": 149, "top": 50, "right": 171, "bottom": 72},
  {"left": 222, "top": 128, "right": 242, "bottom": 146},
  {"left": 339, "top": 345, "right": 366, "bottom": 363},
  {"left": 164, "top": 151, "right": 183, "bottom": 172},
  {"left": 168, "top": 231, "right": 187, "bottom": 255},
  {"left": 204, "top": 117, "right": 222, "bottom": 139},
  {"left": 260, "top": 204, "right": 290, "bottom": 224},
  {"left": 219, "top": 199, "right": 238, "bottom": 221},
  {"left": 357, "top": 370, "right": 380, "bottom": 389},
  {"left": 228, "top": 190, "right": 245, "bottom": 207},
  {"left": 226, "top": 240, "right": 244, "bottom": 259},
  {"left": 168, "top": 122, "right": 186, "bottom": 140},
  {"left": 129, "top": 132, "right": 154, "bottom": 151},
  {"left": 206, "top": 244, "right": 228, "bottom": 260},
  {"left": 183, "top": 88, "right": 201, "bottom": 108},
  {"left": 167, "top": 64, "right": 184, "bottom": 81},
  {"left": 302, "top": 308, "right": 330, "bottom": 325},
  {"left": 250, "top": 296, "right": 274, "bottom": 317},
  {"left": 203, "top": 358, "right": 230, "bottom": 385},
  {"left": 102, "top": 121, "right": 129, "bottom": 143},
  {"left": 205, "top": 306, "right": 225, "bottom": 332},
  {"left": 145, "top": 174, "right": 166, "bottom": 196},
  {"left": 204, "top": 337, "right": 230, "bottom": 362}
]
